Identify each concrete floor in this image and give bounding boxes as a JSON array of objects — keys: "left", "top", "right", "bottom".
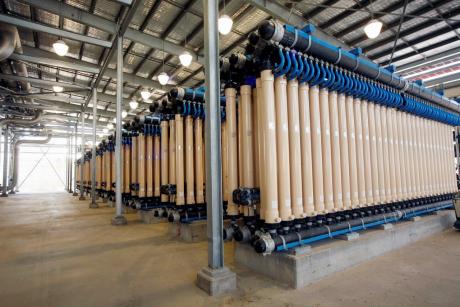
[{"left": 0, "top": 193, "right": 459, "bottom": 307}]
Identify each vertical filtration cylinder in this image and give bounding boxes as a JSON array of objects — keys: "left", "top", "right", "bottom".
[
  {"left": 319, "top": 87, "right": 334, "bottom": 212},
  {"left": 346, "top": 95, "right": 359, "bottom": 208},
  {"left": 309, "top": 85, "right": 325, "bottom": 213},
  {"left": 260, "top": 70, "right": 280, "bottom": 224},
  {"left": 195, "top": 118, "right": 205, "bottom": 204},
  {"left": 240, "top": 85, "right": 255, "bottom": 216},
  {"left": 154, "top": 133, "right": 160, "bottom": 199},
  {"left": 337, "top": 93, "right": 351, "bottom": 209},
  {"left": 252, "top": 87, "right": 260, "bottom": 188},
  {"left": 146, "top": 131, "right": 153, "bottom": 197},
  {"left": 131, "top": 134, "right": 138, "bottom": 196},
  {"left": 354, "top": 98, "right": 366, "bottom": 206},
  {"left": 329, "top": 90, "right": 343, "bottom": 211},
  {"left": 367, "top": 102, "right": 380, "bottom": 204},
  {"left": 138, "top": 132, "right": 146, "bottom": 198},
  {"left": 124, "top": 140, "right": 131, "bottom": 194},
  {"left": 169, "top": 119, "right": 176, "bottom": 202},
  {"left": 390, "top": 108, "right": 402, "bottom": 201},
  {"left": 185, "top": 116, "right": 195, "bottom": 205},
  {"left": 396, "top": 111, "right": 408, "bottom": 200},
  {"left": 225, "top": 87, "right": 239, "bottom": 216},
  {"left": 175, "top": 114, "right": 185, "bottom": 206},
  {"left": 221, "top": 121, "right": 229, "bottom": 202},
  {"left": 286, "top": 79, "right": 304, "bottom": 219},
  {"left": 274, "top": 76, "right": 293, "bottom": 221},
  {"left": 298, "top": 83, "right": 315, "bottom": 215},
  {"left": 160, "top": 121, "right": 169, "bottom": 203},
  {"left": 381, "top": 107, "right": 392, "bottom": 203},
  {"left": 361, "top": 100, "right": 373, "bottom": 206},
  {"left": 256, "top": 78, "right": 266, "bottom": 220}
]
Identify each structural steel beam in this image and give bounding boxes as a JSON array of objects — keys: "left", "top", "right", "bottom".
[
  {"left": 425, "top": 72, "right": 460, "bottom": 87},
  {"left": 20, "top": 0, "right": 202, "bottom": 64},
  {"left": 396, "top": 47, "right": 460, "bottom": 73},
  {"left": 0, "top": 73, "right": 91, "bottom": 90},
  {"left": 0, "top": 14, "right": 112, "bottom": 48}
]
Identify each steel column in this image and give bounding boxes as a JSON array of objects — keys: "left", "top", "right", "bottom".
[
  {"left": 196, "top": 1, "right": 236, "bottom": 295},
  {"left": 73, "top": 126, "right": 78, "bottom": 196},
  {"left": 1, "top": 126, "right": 8, "bottom": 197},
  {"left": 90, "top": 89, "right": 98, "bottom": 208},
  {"left": 112, "top": 34, "right": 127, "bottom": 225},
  {"left": 79, "top": 112, "right": 86, "bottom": 200}
]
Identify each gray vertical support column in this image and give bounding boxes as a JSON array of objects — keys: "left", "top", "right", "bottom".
[
  {"left": 73, "top": 125, "right": 78, "bottom": 196},
  {"left": 89, "top": 88, "right": 99, "bottom": 208},
  {"left": 111, "top": 33, "right": 127, "bottom": 225},
  {"left": 1, "top": 126, "right": 8, "bottom": 197},
  {"left": 69, "top": 133, "right": 73, "bottom": 193},
  {"left": 79, "top": 112, "right": 86, "bottom": 200},
  {"left": 196, "top": 0, "right": 236, "bottom": 296},
  {"left": 65, "top": 135, "right": 68, "bottom": 192}
]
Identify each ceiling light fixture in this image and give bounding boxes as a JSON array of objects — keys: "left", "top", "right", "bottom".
[
  {"left": 52, "top": 85, "right": 63, "bottom": 92},
  {"left": 53, "top": 40, "right": 69, "bottom": 56},
  {"left": 140, "top": 89, "right": 151, "bottom": 100},
  {"left": 364, "top": 19, "right": 382, "bottom": 39},
  {"left": 218, "top": 15, "right": 233, "bottom": 35},
  {"left": 129, "top": 100, "right": 139, "bottom": 110},
  {"left": 179, "top": 51, "right": 193, "bottom": 67}
]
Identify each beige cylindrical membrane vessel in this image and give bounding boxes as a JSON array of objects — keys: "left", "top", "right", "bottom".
[
  {"left": 361, "top": 100, "right": 373, "bottom": 206},
  {"left": 146, "top": 132, "right": 153, "bottom": 197},
  {"left": 260, "top": 70, "right": 280, "bottom": 224},
  {"left": 138, "top": 133, "right": 146, "bottom": 198},
  {"left": 286, "top": 79, "right": 304, "bottom": 219},
  {"left": 354, "top": 98, "right": 366, "bottom": 206},
  {"left": 337, "top": 92, "right": 351, "bottom": 209},
  {"left": 225, "top": 87, "right": 239, "bottom": 216},
  {"left": 195, "top": 118, "right": 205, "bottom": 204},
  {"left": 175, "top": 114, "right": 185, "bottom": 206},
  {"left": 185, "top": 116, "right": 195, "bottom": 205},
  {"left": 274, "top": 76, "right": 293, "bottom": 221},
  {"left": 169, "top": 119, "right": 176, "bottom": 202},
  {"left": 256, "top": 78, "right": 266, "bottom": 220},
  {"left": 309, "top": 85, "right": 325, "bottom": 213},
  {"left": 319, "top": 87, "right": 334, "bottom": 212},
  {"left": 367, "top": 102, "right": 380, "bottom": 204},
  {"left": 329, "top": 90, "right": 343, "bottom": 211},
  {"left": 346, "top": 95, "right": 359, "bottom": 208},
  {"left": 240, "top": 85, "right": 255, "bottom": 217},
  {"left": 154, "top": 133, "right": 160, "bottom": 199},
  {"left": 160, "top": 120, "right": 169, "bottom": 203},
  {"left": 221, "top": 121, "right": 228, "bottom": 202},
  {"left": 298, "top": 83, "right": 315, "bottom": 216},
  {"left": 131, "top": 134, "right": 138, "bottom": 196}
]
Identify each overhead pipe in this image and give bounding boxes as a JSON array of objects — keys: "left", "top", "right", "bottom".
[{"left": 258, "top": 20, "right": 460, "bottom": 114}]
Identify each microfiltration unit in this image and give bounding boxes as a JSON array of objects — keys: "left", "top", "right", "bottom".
[{"left": 75, "top": 19, "right": 460, "bottom": 252}]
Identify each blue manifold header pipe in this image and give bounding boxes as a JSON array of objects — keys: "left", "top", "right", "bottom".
[{"left": 258, "top": 20, "right": 460, "bottom": 115}]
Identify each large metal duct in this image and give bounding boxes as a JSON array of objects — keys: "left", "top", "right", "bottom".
[
  {"left": 0, "top": 24, "right": 17, "bottom": 61},
  {"left": 0, "top": 110, "right": 43, "bottom": 127}
]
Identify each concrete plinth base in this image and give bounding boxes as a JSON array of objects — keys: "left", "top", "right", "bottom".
[
  {"left": 169, "top": 220, "right": 231, "bottom": 242},
  {"left": 336, "top": 232, "right": 359, "bottom": 241},
  {"left": 378, "top": 223, "right": 394, "bottom": 230},
  {"left": 138, "top": 210, "right": 165, "bottom": 224},
  {"left": 88, "top": 202, "right": 99, "bottom": 209},
  {"left": 235, "top": 210, "right": 455, "bottom": 289},
  {"left": 196, "top": 266, "right": 236, "bottom": 296},
  {"left": 111, "top": 215, "right": 127, "bottom": 225}
]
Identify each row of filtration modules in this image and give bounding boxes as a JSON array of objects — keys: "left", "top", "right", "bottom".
[{"left": 76, "top": 20, "right": 459, "bottom": 254}]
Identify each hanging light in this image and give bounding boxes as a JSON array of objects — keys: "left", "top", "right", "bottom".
[
  {"left": 179, "top": 51, "right": 193, "bottom": 67},
  {"left": 218, "top": 15, "right": 233, "bottom": 35},
  {"left": 122, "top": 110, "right": 128, "bottom": 118},
  {"left": 129, "top": 100, "right": 139, "bottom": 110},
  {"left": 364, "top": 19, "right": 383, "bottom": 39},
  {"left": 103, "top": 128, "right": 108, "bottom": 133},
  {"left": 107, "top": 123, "right": 114, "bottom": 129},
  {"left": 52, "top": 85, "right": 63, "bottom": 92},
  {"left": 140, "top": 89, "right": 151, "bottom": 100},
  {"left": 53, "top": 40, "right": 69, "bottom": 56},
  {"left": 158, "top": 72, "right": 170, "bottom": 85}
]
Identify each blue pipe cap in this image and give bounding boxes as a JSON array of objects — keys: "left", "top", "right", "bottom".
[
  {"left": 350, "top": 47, "right": 363, "bottom": 56},
  {"left": 301, "top": 24, "right": 316, "bottom": 34}
]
